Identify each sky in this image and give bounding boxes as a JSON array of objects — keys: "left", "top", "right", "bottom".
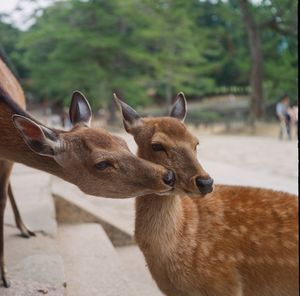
[
  {"left": 0, "top": 0, "right": 20, "bottom": 12},
  {"left": 0, "top": 0, "right": 51, "bottom": 30}
]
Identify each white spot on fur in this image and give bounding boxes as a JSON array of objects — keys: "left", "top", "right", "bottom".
[
  {"left": 249, "top": 234, "right": 260, "bottom": 244},
  {"left": 283, "top": 241, "right": 294, "bottom": 249},
  {"left": 217, "top": 252, "right": 225, "bottom": 261},
  {"left": 201, "top": 242, "right": 211, "bottom": 256},
  {"left": 239, "top": 225, "right": 247, "bottom": 234},
  {"left": 236, "top": 252, "right": 244, "bottom": 261},
  {"left": 231, "top": 229, "right": 240, "bottom": 236}
]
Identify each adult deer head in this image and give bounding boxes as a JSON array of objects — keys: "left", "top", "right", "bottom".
[{"left": 12, "top": 91, "right": 174, "bottom": 198}]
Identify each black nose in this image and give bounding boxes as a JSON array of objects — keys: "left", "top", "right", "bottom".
[
  {"left": 163, "top": 170, "right": 175, "bottom": 186},
  {"left": 196, "top": 177, "right": 214, "bottom": 194}
]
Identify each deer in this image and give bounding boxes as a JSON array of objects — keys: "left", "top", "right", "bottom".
[
  {"left": 0, "top": 58, "right": 175, "bottom": 288},
  {"left": 114, "top": 93, "right": 298, "bottom": 296}
]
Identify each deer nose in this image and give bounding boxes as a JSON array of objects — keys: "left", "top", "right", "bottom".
[
  {"left": 196, "top": 177, "right": 214, "bottom": 194},
  {"left": 163, "top": 170, "right": 175, "bottom": 187}
]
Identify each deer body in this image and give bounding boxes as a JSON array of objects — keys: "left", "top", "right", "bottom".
[
  {"left": 135, "top": 187, "right": 298, "bottom": 296},
  {"left": 0, "top": 58, "right": 174, "bottom": 287},
  {"left": 115, "top": 94, "right": 298, "bottom": 296}
]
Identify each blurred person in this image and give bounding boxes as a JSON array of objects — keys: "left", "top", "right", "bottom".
[
  {"left": 276, "top": 95, "right": 291, "bottom": 140},
  {"left": 289, "top": 104, "right": 298, "bottom": 139}
]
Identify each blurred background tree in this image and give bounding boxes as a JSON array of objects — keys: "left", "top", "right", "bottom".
[{"left": 0, "top": 0, "right": 297, "bottom": 123}]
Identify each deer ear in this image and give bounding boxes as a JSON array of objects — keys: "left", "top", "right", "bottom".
[
  {"left": 113, "top": 93, "right": 142, "bottom": 133},
  {"left": 69, "top": 91, "right": 92, "bottom": 127},
  {"left": 169, "top": 92, "right": 187, "bottom": 122},
  {"left": 12, "top": 115, "right": 59, "bottom": 157}
]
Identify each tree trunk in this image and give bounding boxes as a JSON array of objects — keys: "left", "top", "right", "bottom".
[{"left": 239, "top": 0, "right": 264, "bottom": 124}]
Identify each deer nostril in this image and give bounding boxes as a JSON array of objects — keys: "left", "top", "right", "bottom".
[
  {"left": 196, "top": 177, "right": 214, "bottom": 193},
  {"left": 163, "top": 170, "right": 175, "bottom": 187}
]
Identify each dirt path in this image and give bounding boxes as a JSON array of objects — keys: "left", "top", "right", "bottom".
[{"left": 197, "top": 135, "right": 297, "bottom": 180}]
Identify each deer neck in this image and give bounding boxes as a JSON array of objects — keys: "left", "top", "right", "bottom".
[{"left": 135, "top": 193, "right": 184, "bottom": 252}]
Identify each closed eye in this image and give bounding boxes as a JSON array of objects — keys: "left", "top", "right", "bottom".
[
  {"left": 94, "top": 160, "right": 113, "bottom": 170},
  {"left": 151, "top": 143, "right": 165, "bottom": 152}
]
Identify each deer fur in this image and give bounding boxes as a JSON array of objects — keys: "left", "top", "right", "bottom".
[
  {"left": 115, "top": 93, "right": 298, "bottom": 296},
  {"left": 0, "top": 58, "right": 173, "bottom": 287}
]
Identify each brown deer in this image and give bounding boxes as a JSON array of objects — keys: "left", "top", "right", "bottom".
[
  {"left": 115, "top": 93, "right": 298, "bottom": 296},
  {"left": 0, "top": 58, "right": 175, "bottom": 287}
]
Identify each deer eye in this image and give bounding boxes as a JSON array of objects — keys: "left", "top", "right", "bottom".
[
  {"left": 94, "top": 161, "right": 112, "bottom": 170},
  {"left": 151, "top": 143, "right": 165, "bottom": 152}
]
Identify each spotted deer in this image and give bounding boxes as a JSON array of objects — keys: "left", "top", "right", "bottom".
[
  {"left": 115, "top": 93, "right": 298, "bottom": 296},
  {"left": 0, "top": 58, "right": 175, "bottom": 287}
]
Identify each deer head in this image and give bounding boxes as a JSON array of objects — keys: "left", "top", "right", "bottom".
[
  {"left": 114, "top": 92, "right": 213, "bottom": 197},
  {"left": 12, "top": 91, "right": 175, "bottom": 198}
]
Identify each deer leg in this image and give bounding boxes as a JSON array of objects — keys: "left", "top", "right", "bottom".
[
  {"left": 8, "top": 183, "right": 35, "bottom": 238},
  {"left": 0, "top": 192, "right": 10, "bottom": 288},
  {"left": 0, "top": 160, "right": 13, "bottom": 288}
]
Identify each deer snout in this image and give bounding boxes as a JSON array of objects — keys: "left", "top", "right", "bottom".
[
  {"left": 195, "top": 176, "right": 214, "bottom": 194},
  {"left": 163, "top": 170, "right": 175, "bottom": 187}
]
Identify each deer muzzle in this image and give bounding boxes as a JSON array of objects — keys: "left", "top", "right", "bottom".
[{"left": 195, "top": 176, "right": 214, "bottom": 194}]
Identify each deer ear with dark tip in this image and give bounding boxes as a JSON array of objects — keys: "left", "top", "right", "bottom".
[
  {"left": 169, "top": 92, "right": 187, "bottom": 122},
  {"left": 113, "top": 93, "right": 142, "bottom": 133},
  {"left": 12, "top": 115, "right": 59, "bottom": 157},
  {"left": 69, "top": 91, "right": 92, "bottom": 127}
]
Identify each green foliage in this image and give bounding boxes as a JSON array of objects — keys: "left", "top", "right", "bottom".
[
  {"left": 0, "top": 16, "right": 26, "bottom": 79},
  {"left": 247, "top": 0, "right": 298, "bottom": 104},
  {"left": 191, "top": 0, "right": 251, "bottom": 91},
  {"left": 0, "top": 0, "right": 297, "bottom": 109},
  {"left": 16, "top": 0, "right": 207, "bottom": 107}
]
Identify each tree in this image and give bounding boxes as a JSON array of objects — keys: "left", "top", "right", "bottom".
[
  {"left": 238, "top": 0, "right": 264, "bottom": 123},
  {"left": 190, "top": 0, "right": 250, "bottom": 95},
  {"left": 238, "top": 0, "right": 297, "bottom": 122},
  {"left": 0, "top": 0, "right": 296, "bottom": 118},
  {"left": 129, "top": 0, "right": 207, "bottom": 106},
  {"left": 16, "top": 0, "right": 209, "bottom": 109},
  {"left": 0, "top": 16, "right": 27, "bottom": 81}
]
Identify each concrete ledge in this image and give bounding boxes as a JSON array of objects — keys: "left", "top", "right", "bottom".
[
  {"left": 52, "top": 179, "right": 134, "bottom": 246},
  {"left": 58, "top": 223, "right": 137, "bottom": 296}
]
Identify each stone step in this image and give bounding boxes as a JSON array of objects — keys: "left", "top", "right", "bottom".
[
  {"left": 1, "top": 225, "right": 65, "bottom": 296},
  {"left": 52, "top": 178, "right": 134, "bottom": 246},
  {"left": 116, "top": 245, "right": 163, "bottom": 296},
  {"left": 2, "top": 164, "right": 65, "bottom": 295},
  {"left": 57, "top": 223, "right": 138, "bottom": 296}
]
